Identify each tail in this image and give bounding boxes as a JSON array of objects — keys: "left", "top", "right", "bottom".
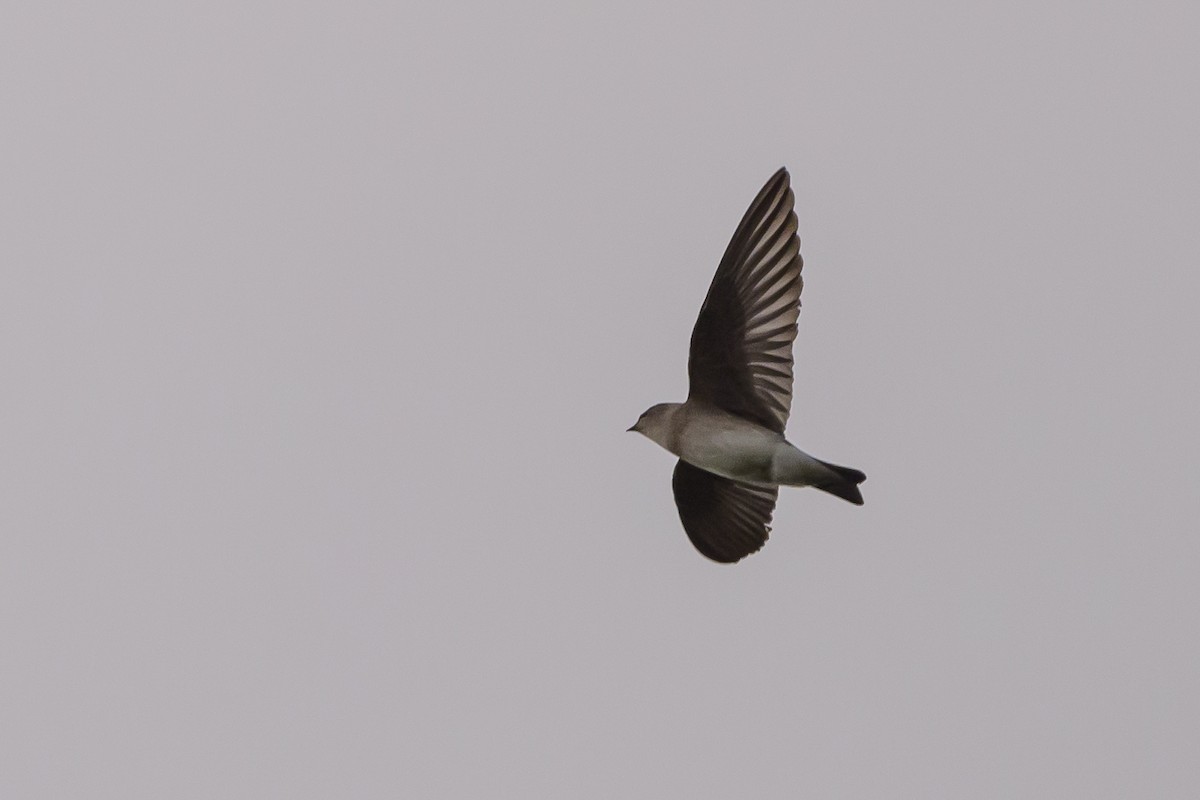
[{"left": 813, "top": 459, "right": 866, "bottom": 505}]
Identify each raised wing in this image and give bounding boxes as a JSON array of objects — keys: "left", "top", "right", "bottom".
[
  {"left": 672, "top": 460, "right": 778, "bottom": 563},
  {"left": 686, "top": 168, "right": 803, "bottom": 433}
]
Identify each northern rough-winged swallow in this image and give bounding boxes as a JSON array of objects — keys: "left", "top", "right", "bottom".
[{"left": 629, "top": 168, "right": 865, "bottom": 563}]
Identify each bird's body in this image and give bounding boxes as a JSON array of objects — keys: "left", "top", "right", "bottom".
[
  {"left": 629, "top": 167, "right": 865, "bottom": 563},
  {"left": 634, "top": 399, "right": 864, "bottom": 503},
  {"left": 634, "top": 401, "right": 829, "bottom": 489}
]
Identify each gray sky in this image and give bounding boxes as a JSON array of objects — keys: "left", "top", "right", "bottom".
[{"left": 3, "top": 2, "right": 1198, "bottom": 797}]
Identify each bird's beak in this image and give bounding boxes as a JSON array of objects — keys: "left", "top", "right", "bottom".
[{"left": 626, "top": 424, "right": 637, "bottom": 432}]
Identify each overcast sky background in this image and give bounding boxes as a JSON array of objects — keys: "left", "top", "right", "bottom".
[{"left": 3, "top": 2, "right": 1199, "bottom": 797}]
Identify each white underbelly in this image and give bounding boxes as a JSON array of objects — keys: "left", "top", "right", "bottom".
[{"left": 676, "top": 426, "right": 781, "bottom": 484}]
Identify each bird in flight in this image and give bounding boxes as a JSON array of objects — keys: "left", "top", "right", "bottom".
[{"left": 629, "top": 167, "right": 865, "bottom": 563}]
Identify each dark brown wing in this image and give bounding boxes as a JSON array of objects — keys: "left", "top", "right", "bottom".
[
  {"left": 687, "top": 168, "right": 804, "bottom": 433},
  {"left": 672, "top": 460, "right": 779, "bottom": 563}
]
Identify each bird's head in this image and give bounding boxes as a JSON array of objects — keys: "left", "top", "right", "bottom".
[{"left": 627, "top": 402, "right": 682, "bottom": 448}]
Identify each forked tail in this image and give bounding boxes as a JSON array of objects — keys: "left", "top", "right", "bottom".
[{"left": 814, "top": 459, "right": 866, "bottom": 505}]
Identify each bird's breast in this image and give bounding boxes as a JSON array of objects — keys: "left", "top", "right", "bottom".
[{"left": 673, "top": 408, "right": 783, "bottom": 485}]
